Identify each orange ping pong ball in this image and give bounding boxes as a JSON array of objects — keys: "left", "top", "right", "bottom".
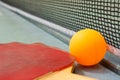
[{"left": 69, "top": 28, "right": 107, "bottom": 66}]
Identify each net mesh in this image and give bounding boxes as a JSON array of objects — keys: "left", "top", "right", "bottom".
[{"left": 3, "top": 0, "right": 120, "bottom": 49}]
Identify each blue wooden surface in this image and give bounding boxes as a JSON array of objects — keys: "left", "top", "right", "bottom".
[{"left": 0, "top": 5, "right": 68, "bottom": 51}]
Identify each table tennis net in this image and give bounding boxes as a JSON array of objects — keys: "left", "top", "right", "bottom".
[{"left": 2, "top": 0, "right": 120, "bottom": 49}]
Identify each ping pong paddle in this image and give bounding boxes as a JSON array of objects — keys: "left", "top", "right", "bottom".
[
  {"left": 37, "top": 64, "right": 96, "bottom": 80},
  {"left": 0, "top": 42, "right": 96, "bottom": 80}
]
